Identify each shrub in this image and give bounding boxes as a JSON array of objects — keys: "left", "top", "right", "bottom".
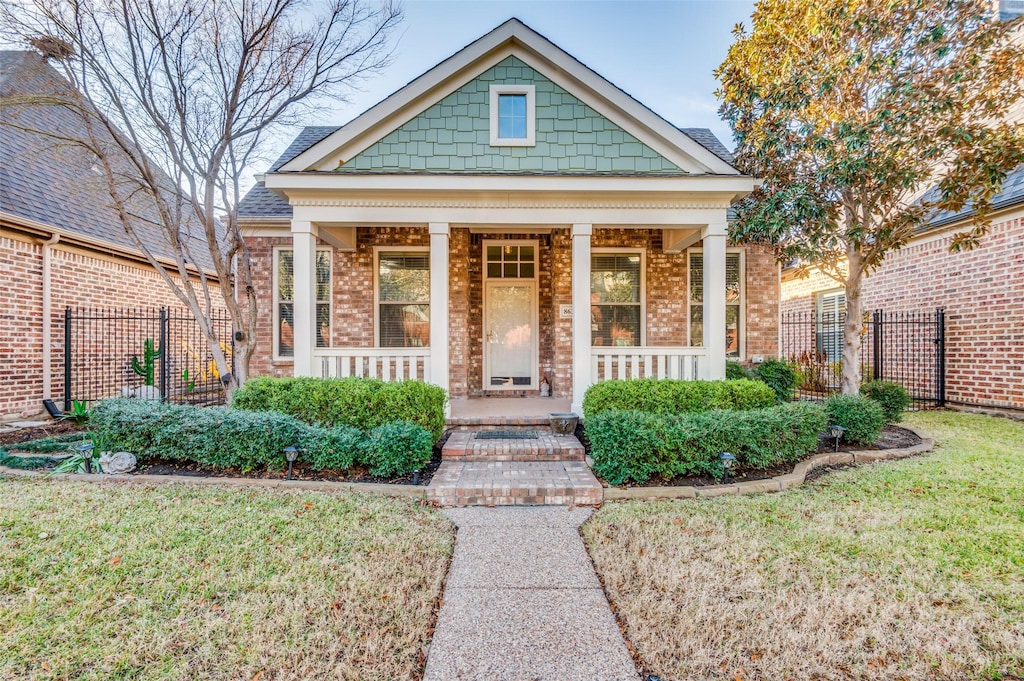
[
  {"left": 582, "top": 378, "right": 775, "bottom": 418},
  {"left": 755, "top": 358, "right": 800, "bottom": 402},
  {"left": 826, "top": 394, "right": 885, "bottom": 445},
  {"left": 726, "top": 360, "right": 754, "bottom": 381},
  {"left": 363, "top": 421, "right": 433, "bottom": 477},
  {"left": 585, "top": 402, "right": 827, "bottom": 485},
  {"left": 860, "top": 380, "right": 911, "bottom": 424},
  {"left": 233, "top": 377, "right": 446, "bottom": 440},
  {"left": 305, "top": 425, "right": 365, "bottom": 471},
  {"left": 89, "top": 399, "right": 363, "bottom": 473},
  {"left": 585, "top": 410, "right": 671, "bottom": 485}
]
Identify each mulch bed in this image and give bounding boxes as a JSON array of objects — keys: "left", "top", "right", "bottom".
[{"left": 0, "top": 419, "right": 87, "bottom": 447}]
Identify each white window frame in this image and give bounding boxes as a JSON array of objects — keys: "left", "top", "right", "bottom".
[
  {"left": 815, "top": 288, "right": 846, "bottom": 363},
  {"left": 687, "top": 247, "right": 745, "bottom": 360},
  {"left": 591, "top": 247, "right": 647, "bottom": 348},
  {"left": 272, "top": 245, "right": 332, "bottom": 362},
  {"left": 489, "top": 84, "right": 536, "bottom": 147},
  {"left": 374, "top": 246, "right": 430, "bottom": 348}
]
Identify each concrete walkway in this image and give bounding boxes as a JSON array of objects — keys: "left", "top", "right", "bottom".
[{"left": 424, "top": 507, "right": 639, "bottom": 681}]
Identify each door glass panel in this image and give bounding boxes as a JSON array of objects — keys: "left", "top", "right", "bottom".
[{"left": 487, "top": 284, "right": 534, "bottom": 387}]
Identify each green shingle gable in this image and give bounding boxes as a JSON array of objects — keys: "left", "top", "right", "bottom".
[{"left": 337, "top": 56, "right": 685, "bottom": 174}]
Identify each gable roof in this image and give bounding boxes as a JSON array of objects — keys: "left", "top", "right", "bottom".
[
  {"left": 279, "top": 18, "right": 740, "bottom": 176},
  {"left": 0, "top": 50, "right": 217, "bottom": 270}
]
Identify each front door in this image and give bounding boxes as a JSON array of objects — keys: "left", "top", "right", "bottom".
[{"left": 484, "top": 280, "right": 537, "bottom": 389}]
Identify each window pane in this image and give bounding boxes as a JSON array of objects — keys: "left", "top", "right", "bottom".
[
  {"left": 512, "top": 115, "right": 526, "bottom": 139},
  {"left": 689, "top": 253, "right": 703, "bottom": 304},
  {"left": 504, "top": 245, "right": 519, "bottom": 261},
  {"left": 504, "top": 262, "right": 518, "bottom": 278},
  {"left": 591, "top": 254, "right": 641, "bottom": 303},
  {"left": 278, "top": 250, "right": 293, "bottom": 301},
  {"left": 380, "top": 304, "right": 430, "bottom": 348},
  {"left": 520, "top": 246, "right": 534, "bottom": 262},
  {"left": 591, "top": 305, "right": 640, "bottom": 346},
  {"left": 498, "top": 94, "right": 527, "bottom": 139},
  {"left": 499, "top": 94, "right": 515, "bottom": 117},
  {"left": 316, "top": 303, "right": 330, "bottom": 348},
  {"left": 499, "top": 117, "right": 515, "bottom": 139},
  {"left": 316, "top": 251, "right": 331, "bottom": 302},
  {"left": 726, "top": 253, "right": 741, "bottom": 303},
  {"left": 726, "top": 305, "right": 740, "bottom": 358},
  {"left": 487, "top": 246, "right": 501, "bottom": 262},
  {"left": 278, "top": 302, "right": 294, "bottom": 357},
  {"left": 379, "top": 253, "right": 429, "bottom": 302},
  {"left": 487, "top": 263, "right": 502, "bottom": 278},
  {"left": 520, "top": 262, "right": 534, "bottom": 278},
  {"left": 689, "top": 305, "right": 703, "bottom": 347}
]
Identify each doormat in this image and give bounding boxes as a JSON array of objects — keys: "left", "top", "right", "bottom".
[{"left": 475, "top": 430, "right": 539, "bottom": 439}]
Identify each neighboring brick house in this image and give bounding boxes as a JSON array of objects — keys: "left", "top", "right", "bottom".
[
  {"left": 780, "top": 165, "right": 1024, "bottom": 411},
  {"left": 239, "top": 19, "right": 778, "bottom": 415},
  {"left": 0, "top": 50, "right": 221, "bottom": 419}
]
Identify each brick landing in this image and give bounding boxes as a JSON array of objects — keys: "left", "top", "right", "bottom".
[
  {"left": 442, "top": 430, "right": 585, "bottom": 462},
  {"left": 426, "top": 461, "right": 603, "bottom": 507}
]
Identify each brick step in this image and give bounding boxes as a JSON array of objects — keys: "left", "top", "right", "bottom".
[
  {"left": 442, "top": 430, "right": 584, "bottom": 462},
  {"left": 426, "top": 461, "right": 603, "bottom": 507},
  {"left": 445, "top": 416, "right": 555, "bottom": 431}
]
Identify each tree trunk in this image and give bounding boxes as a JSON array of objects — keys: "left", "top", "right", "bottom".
[{"left": 841, "top": 249, "right": 864, "bottom": 395}]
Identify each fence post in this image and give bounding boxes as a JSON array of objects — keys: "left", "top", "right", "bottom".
[
  {"left": 63, "top": 307, "right": 72, "bottom": 412},
  {"left": 872, "top": 309, "right": 883, "bottom": 381},
  {"left": 936, "top": 308, "right": 946, "bottom": 407},
  {"left": 159, "top": 307, "right": 169, "bottom": 402}
]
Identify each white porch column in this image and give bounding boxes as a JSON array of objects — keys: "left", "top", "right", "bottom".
[
  {"left": 429, "top": 223, "right": 450, "bottom": 406},
  {"left": 571, "top": 223, "right": 592, "bottom": 416},
  {"left": 291, "top": 220, "right": 317, "bottom": 377},
  {"left": 702, "top": 223, "right": 728, "bottom": 380}
]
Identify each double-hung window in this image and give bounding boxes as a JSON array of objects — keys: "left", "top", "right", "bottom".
[
  {"left": 591, "top": 252, "right": 643, "bottom": 347},
  {"left": 274, "top": 247, "right": 332, "bottom": 359},
  {"left": 489, "top": 84, "right": 536, "bottom": 146},
  {"left": 688, "top": 251, "right": 743, "bottom": 358},
  {"left": 377, "top": 250, "right": 430, "bottom": 347},
  {"left": 815, "top": 289, "right": 846, "bottom": 363}
]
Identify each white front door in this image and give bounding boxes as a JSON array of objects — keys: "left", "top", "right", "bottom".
[{"left": 484, "top": 280, "right": 537, "bottom": 389}]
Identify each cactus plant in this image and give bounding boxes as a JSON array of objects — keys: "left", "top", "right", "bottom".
[{"left": 131, "top": 338, "right": 161, "bottom": 386}]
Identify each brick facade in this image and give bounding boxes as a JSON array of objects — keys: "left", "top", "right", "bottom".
[
  {"left": 246, "top": 227, "right": 781, "bottom": 400},
  {"left": 780, "top": 209, "right": 1024, "bottom": 410},
  {"left": 0, "top": 230, "right": 218, "bottom": 419}
]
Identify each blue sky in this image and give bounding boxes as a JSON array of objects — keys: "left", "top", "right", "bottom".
[{"left": 293, "top": 0, "right": 757, "bottom": 157}]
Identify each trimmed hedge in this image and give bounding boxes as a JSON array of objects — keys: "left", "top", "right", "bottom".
[
  {"left": 89, "top": 399, "right": 430, "bottom": 476},
  {"left": 726, "top": 360, "right": 755, "bottom": 381},
  {"left": 364, "top": 421, "right": 434, "bottom": 477},
  {"left": 232, "top": 376, "right": 447, "bottom": 440},
  {"left": 826, "top": 394, "right": 885, "bottom": 445},
  {"left": 587, "top": 402, "right": 827, "bottom": 485},
  {"left": 755, "top": 359, "right": 800, "bottom": 402},
  {"left": 860, "top": 380, "right": 911, "bottom": 424},
  {"left": 582, "top": 378, "right": 775, "bottom": 418}
]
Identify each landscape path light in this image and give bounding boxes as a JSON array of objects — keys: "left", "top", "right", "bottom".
[
  {"left": 719, "top": 451, "right": 736, "bottom": 484},
  {"left": 283, "top": 446, "right": 303, "bottom": 481},
  {"left": 76, "top": 442, "right": 94, "bottom": 474},
  {"left": 829, "top": 425, "right": 847, "bottom": 453}
]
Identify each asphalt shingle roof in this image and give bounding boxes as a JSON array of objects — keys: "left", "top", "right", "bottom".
[
  {"left": 0, "top": 50, "right": 217, "bottom": 270},
  {"left": 918, "top": 163, "right": 1024, "bottom": 230}
]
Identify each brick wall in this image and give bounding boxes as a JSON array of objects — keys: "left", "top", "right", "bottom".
[
  {"left": 245, "top": 227, "right": 781, "bottom": 399},
  {"left": 0, "top": 231, "right": 219, "bottom": 419},
  {"left": 779, "top": 210, "right": 1024, "bottom": 410}
]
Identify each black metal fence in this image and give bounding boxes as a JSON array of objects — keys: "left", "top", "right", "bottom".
[
  {"left": 63, "top": 307, "right": 234, "bottom": 408},
  {"left": 780, "top": 308, "right": 946, "bottom": 409}
]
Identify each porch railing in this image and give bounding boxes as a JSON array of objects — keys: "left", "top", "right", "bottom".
[
  {"left": 314, "top": 347, "right": 431, "bottom": 382},
  {"left": 591, "top": 346, "right": 707, "bottom": 382}
]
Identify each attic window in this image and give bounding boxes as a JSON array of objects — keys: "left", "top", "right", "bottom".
[{"left": 489, "top": 84, "right": 535, "bottom": 147}]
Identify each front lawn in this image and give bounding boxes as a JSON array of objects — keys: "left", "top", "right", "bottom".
[
  {"left": 584, "top": 411, "right": 1024, "bottom": 680},
  {"left": 0, "top": 478, "right": 454, "bottom": 680}
]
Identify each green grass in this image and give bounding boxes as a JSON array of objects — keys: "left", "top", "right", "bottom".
[
  {"left": 0, "top": 478, "right": 454, "bottom": 680},
  {"left": 584, "top": 411, "right": 1024, "bottom": 680}
]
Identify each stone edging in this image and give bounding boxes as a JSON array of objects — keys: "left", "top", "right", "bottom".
[
  {"left": 604, "top": 429, "right": 935, "bottom": 501},
  {"left": 0, "top": 466, "right": 426, "bottom": 499}
]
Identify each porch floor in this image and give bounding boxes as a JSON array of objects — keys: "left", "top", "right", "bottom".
[{"left": 448, "top": 396, "right": 572, "bottom": 421}]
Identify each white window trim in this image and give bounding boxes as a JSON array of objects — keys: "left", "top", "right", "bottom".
[
  {"left": 687, "top": 247, "right": 745, "bottom": 360},
  {"left": 815, "top": 288, "right": 846, "bottom": 318},
  {"left": 591, "top": 247, "right": 647, "bottom": 348},
  {"left": 489, "top": 84, "right": 536, "bottom": 147},
  {"left": 273, "top": 244, "right": 332, "bottom": 362},
  {"left": 374, "top": 246, "right": 430, "bottom": 348}
]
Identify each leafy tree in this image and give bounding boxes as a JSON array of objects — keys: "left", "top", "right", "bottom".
[
  {"left": 717, "top": 0, "right": 1024, "bottom": 393},
  {"left": 0, "top": 0, "right": 401, "bottom": 398}
]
